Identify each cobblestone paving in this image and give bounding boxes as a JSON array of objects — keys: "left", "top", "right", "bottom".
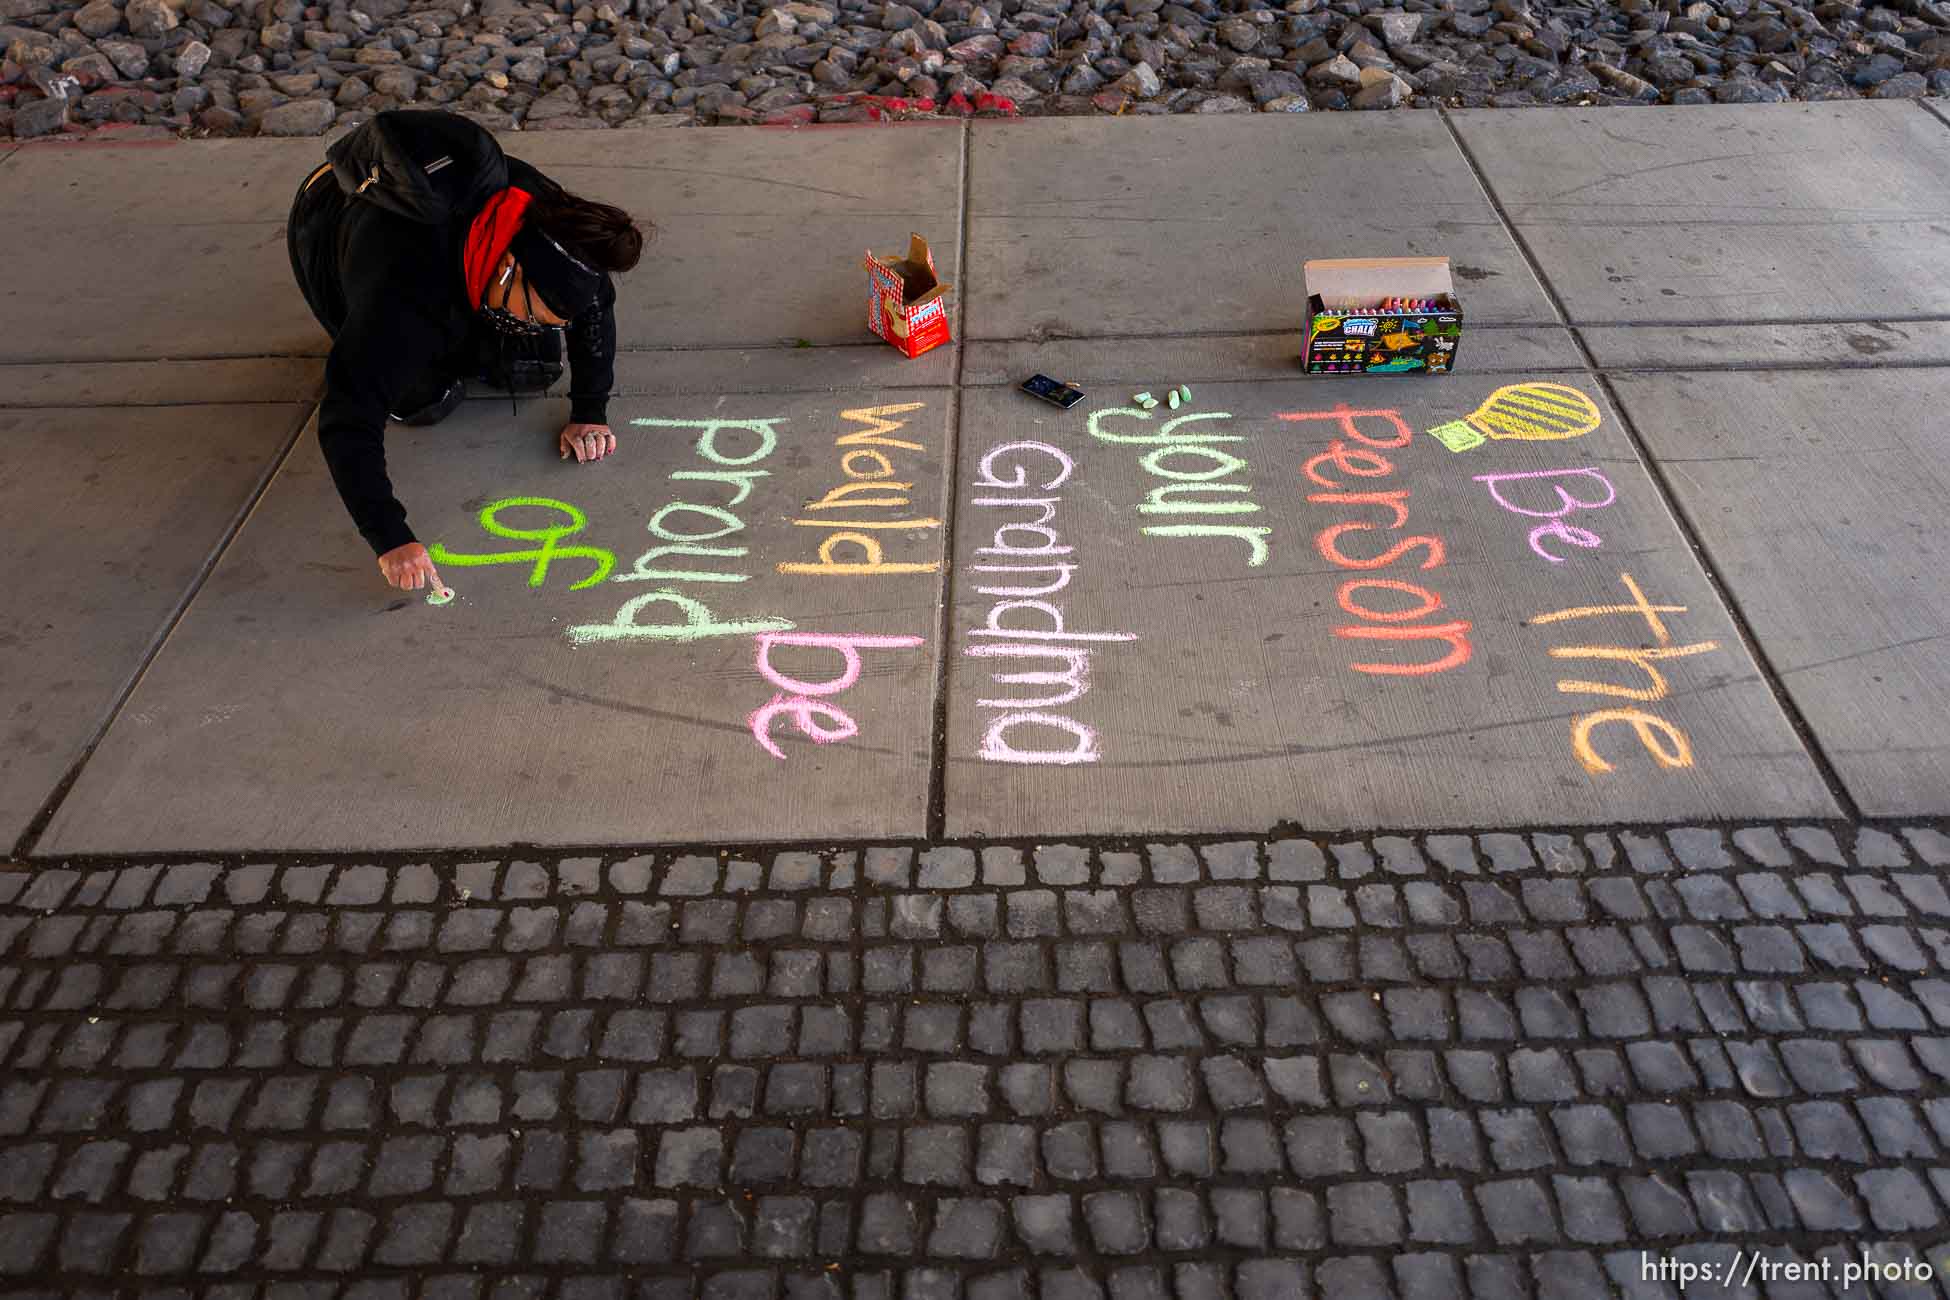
[{"left": 3, "top": 824, "right": 1950, "bottom": 1298}]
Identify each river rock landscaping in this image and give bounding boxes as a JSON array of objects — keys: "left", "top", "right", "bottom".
[{"left": 1, "top": 0, "right": 1947, "bottom": 138}]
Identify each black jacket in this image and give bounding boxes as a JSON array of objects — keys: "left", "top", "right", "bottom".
[{"left": 288, "top": 112, "right": 617, "bottom": 556}]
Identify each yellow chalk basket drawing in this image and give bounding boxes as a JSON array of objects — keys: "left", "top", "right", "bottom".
[{"left": 1426, "top": 382, "right": 1602, "bottom": 453}]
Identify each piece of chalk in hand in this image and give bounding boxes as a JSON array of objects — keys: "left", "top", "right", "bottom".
[{"left": 426, "top": 586, "right": 454, "bottom": 606}]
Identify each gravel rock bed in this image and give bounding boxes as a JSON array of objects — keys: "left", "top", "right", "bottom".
[{"left": 2, "top": 0, "right": 1947, "bottom": 139}]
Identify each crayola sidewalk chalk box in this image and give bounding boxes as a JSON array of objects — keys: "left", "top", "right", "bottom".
[
  {"left": 865, "top": 232, "right": 953, "bottom": 359},
  {"left": 1302, "top": 256, "right": 1463, "bottom": 376}
]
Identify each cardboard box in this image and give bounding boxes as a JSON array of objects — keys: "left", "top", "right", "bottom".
[
  {"left": 1302, "top": 256, "right": 1463, "bottom": 376},
  {"left": 865, "top": 233, "right": 953, "bottom": 359}
]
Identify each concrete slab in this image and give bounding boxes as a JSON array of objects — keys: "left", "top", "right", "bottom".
[
  {"left": 41, "top": 393, "right": 952, "bottom": 854},
  {"left": 962, "top": 114, "right": 1557, "bottom": 339},
  {"left": 1451, "top": 102, "right": 1950, "bottom": 324},
  {"left": 1583, "top": 320, "right": 1950, "bottom": 371},
  {"left": 0, "top": 358, "right": 323, "bottom": 407},
  {"left": 1, "top": 123, "right": 963, "bottom": 364},
  {"left": 0, "top": 137, "right": 332, "bottom": 363},
  {"left": 505, "top": 122, "right": 965, "bottom": 351},
  {"left": 609, "top": 341, "right": 953, "bottom": 397},
  {"left": 1609, "top": 368, "right": 1950, "bottom": 817},
  {"left": 942, "top": 374, "right": 1836, "bottom": 837},
  {"left": 1, "top": 400, "right": 310, "bottom": 851},
  {"left": 964, "top": 326, "right": 1585, "bottom": 390}
]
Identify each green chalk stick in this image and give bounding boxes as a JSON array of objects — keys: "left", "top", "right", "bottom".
[
  {"left": 1133, "top": 392, "right": 1153, "bottom": 404},
  {"left": 1167, "top": 390, "right": 1181, "bottom": 410},
  {"left": 427, "top": 586, "right": 454, "bottom": 606},
  {"left": 1178, "top": 384, "right": 1191, "bottom": 400}
]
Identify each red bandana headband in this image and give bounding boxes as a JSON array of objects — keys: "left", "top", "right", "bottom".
[{"left": 463, "top": 186, "right": 534, "bottom": 308}]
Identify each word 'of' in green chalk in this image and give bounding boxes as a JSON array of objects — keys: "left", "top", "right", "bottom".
[
  {"left": 1168, "top": 389, "right": 1181, "bottom": 410},
  {"left": 426, "top": 586, "right": 455, "bottom": 606}
]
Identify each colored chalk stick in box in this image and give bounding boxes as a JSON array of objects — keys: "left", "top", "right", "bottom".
[
  {"left": 1300, "top": 256, "right": 1464, "bottom": 377},
  {"left": 864, "top": 232, "right": 953, "bottom": 359}
]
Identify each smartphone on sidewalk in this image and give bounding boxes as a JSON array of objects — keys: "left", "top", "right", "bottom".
[{"left": 1020, "top": 374, "right": 1086, "bottom": 409}]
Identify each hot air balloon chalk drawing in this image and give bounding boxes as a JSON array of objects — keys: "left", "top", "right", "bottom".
[{"left": 1425, "top": 382, "right": 1603, "bottom": 454}]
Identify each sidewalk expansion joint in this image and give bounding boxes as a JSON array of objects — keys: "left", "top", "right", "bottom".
[
  {"left": 9, "top": 402, "right": 318, "bottom": 864},
  {"left": 1437, "top": 105, "right": 1864, "bottom": 826},
  {"left": 1581, "top": 375, "right": 1866, "bottom": 826},
  {"left": 924, "top": 120, "right": 977, "bottom": 843}
]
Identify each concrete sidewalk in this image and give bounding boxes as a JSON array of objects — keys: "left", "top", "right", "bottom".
[{"left": 2, "top": 101, "right": 1949, "bottom": 859}]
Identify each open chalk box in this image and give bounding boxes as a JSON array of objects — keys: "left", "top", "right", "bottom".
[{"left": 1303, "top": 256, "right": 1464, "bottom": 376}]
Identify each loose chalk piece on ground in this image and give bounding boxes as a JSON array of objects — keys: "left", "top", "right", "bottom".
[
  {"left": 426, "top": 586, "right": 454, "bottom": 606},
  {"left": 1179, "top": 385, "right": 1191, "bottom": 400},
  {"left": 1133, "top": 392, "right": 1153, "bottom": 404},
  {"left": 1168, "top": 390, "right": 1181, "bottom": 410}
]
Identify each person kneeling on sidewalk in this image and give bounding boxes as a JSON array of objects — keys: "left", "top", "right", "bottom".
[{"left": 286, "top": 109, "right": 648, "bottom": 593}]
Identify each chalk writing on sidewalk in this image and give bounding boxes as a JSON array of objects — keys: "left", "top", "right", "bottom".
[
  {"left": 780, "top": 403, "right": 942, "bottom": 578},
  {"left": 964, "top": 439, "right": 1135, "bottom": 766},
  {"left": 1528, "top": 572, "right": 1722, "bottom": 774},
  {"left": 1475, "top": 467, "right": 1618, "bottom": 564},
  {"left": 1283, "top": 404, "right": 1472, "bottom": 677},
  {"left": 570, "top": 417, "right": 795, "bottom": 645},
  {"left": 1087, "top": 405, "right": 1271, "bottom": 568},
  {"left": 748, "top": 632, "right": 926, "bottom": 759},
  {"left": 428, "top": 497, "right": 615, "bottom": 589}
]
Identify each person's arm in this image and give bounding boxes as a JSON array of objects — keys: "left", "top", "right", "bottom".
[
  {"left": 319, "top": 325, "right": 450, "bottom": 590},
  {"left": 565, "top": 270, "right": 617, "bottom": 426},
  {"left": 319, "top": 317, "right": 416, "bottom": 556},
  {"left": 504, "top": 156, "right": 619, "bottom": 459}
]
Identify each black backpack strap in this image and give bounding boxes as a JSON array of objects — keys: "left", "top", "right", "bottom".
[{"left": 326, "top": 110, "right": 511, "bottom": 226}]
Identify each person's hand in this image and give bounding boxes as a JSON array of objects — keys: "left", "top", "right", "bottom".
[
  {"left": 378, "top": 542, "right": 444, "bottom": 592},
  {"left": 560, "top": 422, "right": 616, "bottom": 463}
]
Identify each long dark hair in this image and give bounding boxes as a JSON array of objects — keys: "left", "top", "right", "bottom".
[{"left": 527, "top": 189, "right": 648, "bottom": 274}]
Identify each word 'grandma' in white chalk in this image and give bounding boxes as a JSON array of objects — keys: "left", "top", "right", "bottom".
[{"left": 964, "top": 439, "right": 1136, "bottom": 766}]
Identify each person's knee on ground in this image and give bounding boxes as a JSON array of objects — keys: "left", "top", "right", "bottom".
[{"left": 390, "top": 378, "right": 466, "bottom": 427}]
